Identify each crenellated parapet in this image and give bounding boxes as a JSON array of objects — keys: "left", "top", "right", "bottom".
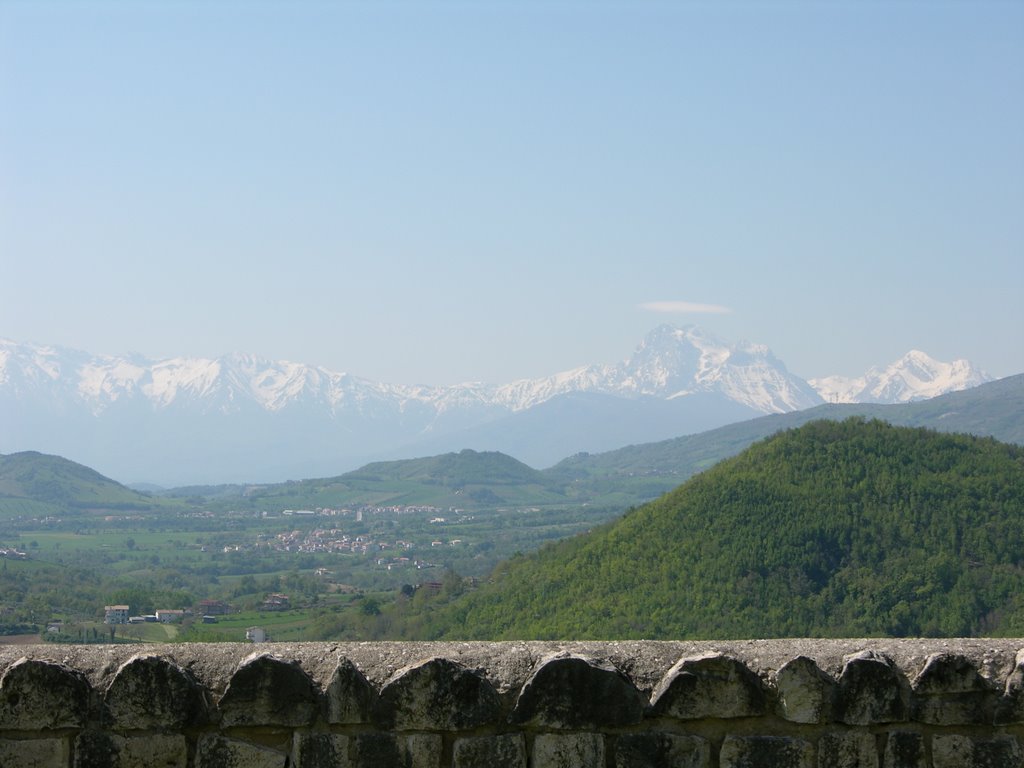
[{"left": 0, "top": 639, "right": 1022, "bottom": 767}]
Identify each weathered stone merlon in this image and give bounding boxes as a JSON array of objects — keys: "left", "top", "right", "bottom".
[
  {"left": 0, "top": 640, "right": 1021, "bottom": 768},
  {"left": 3, "top": 638, "right": 1018, "bottom": 697}
]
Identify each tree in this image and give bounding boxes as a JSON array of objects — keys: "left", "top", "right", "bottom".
[{"left": 360, "top": 597, "right": 381, "bottom": 616}]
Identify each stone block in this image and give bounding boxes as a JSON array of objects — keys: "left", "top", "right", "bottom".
[
  {"left": 719, "top": 735, "right": 813, "bottom": 768},
  {"left": 73, "top": 732, "right": 188, "bottom": 768},
  {"left": 376, "top": 656, "right": 500, "bottom": 730},
  {"left": 817, "top": 732, "right": 878, "bottom": 768},
  {"left": 105, "top": 654, "right": 209, "bottom": 730},
  {"left": 881, "top": 731, "right": 925, "bottom": 768},
  {"left": 0, "top": 738, "right": 69, "bottom": 768},
  {"left": 401, "top": 734, "right": 443, "bottom": 768},
  {"left": 196, "top": 735, "right": 288, "bottom": 768},
  {"left": 114, "top": 735, "right": 189, "bottom": 768},
  {"left": 325, "top": 657, "right": 375, "bottom": 724},
  {"left": 613, "top": 732, "right": 710, "bottom": 768},
  {"left": 350, "top": 733, "right": 441, "bottom": 768},
  {"left": 834, "top": 651, "right": 909, "bottom": 725},
  {"left": 650, "top": 653, "right": 765, "bottom": 720},
  {"left": 533, "top": 733, "right": 604, "bottom": 768},
  {"left": 350, "top": 733, "right": 400, "bottom": 768},
  {"left": 452, "top": 734, "right": 526, "bottom": 768},
  {"left": 995, "top": 648, "right": 1024, "bottom": 725},
  {"left": 932, "top": 735, "right": 1023, "bottom": 768},
  {"left": 775, "top": 656, "right": 835, "bottom": 724},
  {"left": 218, "top": 653, "right": 322, "bottom": 728},
  {"left": 509, "top": 654, "right": 645, "bottom": 729},
  {"left": 911, "top": 652, "right": 995, "bottom": 725},
  {"left": 0, "top": 657, "right": 91, "bottom": 730},
  {"left": 73, "top": 731, "right": 119, "bottom": 768},
  {"left": 292, "top": 733, "right": 351, "bottom": 768}
]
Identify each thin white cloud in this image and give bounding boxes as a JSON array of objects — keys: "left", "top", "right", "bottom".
[{"left": 639, "top": 300, "right": 732, "bottom": 315}]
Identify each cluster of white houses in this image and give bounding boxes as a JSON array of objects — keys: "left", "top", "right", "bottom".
[
  {"left": 103, "top": 606, "right": 179, "bottom": 625},
  {"left": 103, "top": 599, "right": 230, "bottom": 625},
  {"left": 273, "top": 504, "right": 447, "bottom": 519},
  {"left": 264, "top": 528, "right": 442, "bottom": 555}
]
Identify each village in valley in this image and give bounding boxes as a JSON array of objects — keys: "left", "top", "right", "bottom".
[
  {"left": 78, "top": 503, "right": 468, "bottom": 637},
  {"left": 206, "top": 503, "right": 467, "bottom": 569},
  {"left": 2, "top": 495, "right": 592, "bottom": 644}
]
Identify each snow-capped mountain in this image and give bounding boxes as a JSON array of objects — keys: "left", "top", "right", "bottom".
[
  {"left": 0, "top": 326, "right": 820, "bottom": 417},
  {"left": 492, "top": 325, "right": 822, "bottom": 413},
  {"left": 0, "top": 327, "right": 992, "bottom": 484},
  {"left": 809, "top": 350, "right": 991, "bottom": 404}
]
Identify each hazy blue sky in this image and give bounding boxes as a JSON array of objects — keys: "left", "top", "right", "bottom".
[{"left": 2, "top": 1, "right": 1021, "bottom": 384}]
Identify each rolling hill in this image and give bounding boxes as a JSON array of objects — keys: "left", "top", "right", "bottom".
[
  {"left": 0, "top": 451, "right": 179, "bottom": 517},
  {"left": 197, "top": 449, "right": 570, "bottom": 511},
  {"left": 429, "top": 419, "right": 1024, "bottom": 639}
]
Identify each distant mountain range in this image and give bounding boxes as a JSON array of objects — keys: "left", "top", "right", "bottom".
[
  {"left": 0, "top": 326, "right": 993, "bottom": 485},
  {"left": 1, "top": 373, "right": 1020, "bottom": 517}
]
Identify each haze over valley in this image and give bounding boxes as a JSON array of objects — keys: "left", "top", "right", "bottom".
[{"left": 0, "top": 326, "right": 992, "bottom": 486}]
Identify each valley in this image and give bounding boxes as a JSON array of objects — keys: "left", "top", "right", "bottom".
[
  {"left": 0, "top": 374, "right": 1021, "bottom": 644},
  {"left": 0, "top": 479, "right": 619, "bottom": 644}
]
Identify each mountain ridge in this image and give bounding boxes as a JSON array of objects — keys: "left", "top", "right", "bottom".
[
  {"left": 548, "top": 373, "right": 1024, "bottom": 500},
  {"left": 0, "top": 327, "right": 995, "bottom": 484},
  {"left": 1, "top": 326, "right": 988, "bottom": 414}
]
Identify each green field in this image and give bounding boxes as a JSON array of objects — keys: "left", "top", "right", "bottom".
[{"left": 0, "top": 490, "right": 621, "bottom": 644}]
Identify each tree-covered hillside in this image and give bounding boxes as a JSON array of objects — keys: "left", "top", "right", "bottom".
[
  {"left": 0, "top": 452, "right": 178, "bottom": 517},
  {"left": 433, "top": 419, "right": 1024, "bottom": 639}
]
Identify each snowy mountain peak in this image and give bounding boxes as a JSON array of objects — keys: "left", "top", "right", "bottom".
[
  {"left": 623, "top": 325, "right": 709, "bottom": 393},
  {"left": 897, "top": 349, "right": 947, "bottom": 377},
  {"left": 809, "top": 350, "right": 992, "bottom": 404},
  {"left": 490, "top": 324, "right": 822, "bottom": 414},
  {"left": 623, "top": 325, "right": 819, "bottom": 412}
]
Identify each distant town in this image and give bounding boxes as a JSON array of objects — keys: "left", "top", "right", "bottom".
[{"left": 71, "top": 504, "right": 476, "bottom": 641}]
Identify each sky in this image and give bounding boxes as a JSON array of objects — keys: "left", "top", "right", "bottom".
[{"left": 1, "top": 1, "right": 1022, "bottom": 385}]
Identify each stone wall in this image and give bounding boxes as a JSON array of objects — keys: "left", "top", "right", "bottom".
[{"left": 0, "top": 639, "right": 1022, "bottom": 767}]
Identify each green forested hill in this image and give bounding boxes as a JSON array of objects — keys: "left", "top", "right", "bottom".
[
  {"left": 0, "top": 451, "right": 178, "bottom": 517},
  {"left": 544, "top": 373, "right": 1024, "bottom": 502},
  {"left": 433, "top": 419, "right": 1024, "bottom": 639},
  {"left": 219, "top": 449, "right": 569, "bottom": 510}
]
